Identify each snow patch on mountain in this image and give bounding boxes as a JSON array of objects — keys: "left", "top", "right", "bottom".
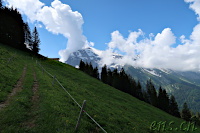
[
  {"left": 143, "top": 68, "right": 162, "bottom": 77},
  {"left": 159, "top": 68, "right": 171, "bottom": 74}
]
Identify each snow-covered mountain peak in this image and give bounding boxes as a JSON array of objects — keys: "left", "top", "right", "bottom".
[{"left": 66, "top": 47, "right": 126, "bottom": 70}]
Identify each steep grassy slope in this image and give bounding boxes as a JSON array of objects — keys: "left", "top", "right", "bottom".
[
  {"left": 0, "top": 43, "right": 199, "bottom": 132},
  {"left": 0, "top": 43, "right": 31, "bottom": 102}
]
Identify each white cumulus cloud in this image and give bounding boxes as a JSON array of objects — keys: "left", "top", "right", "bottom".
[
  {"left": 185, "top": 0, "right": 200, "bottom": 21},
  {"left": 5, "top": 0, "right": 91, "bottom": 62},
  {"left": 101, "top": 24, "right": 200, "bottom": 71},
  {"left": 97, "top": 0, "right": 200, "bottom": 71}
]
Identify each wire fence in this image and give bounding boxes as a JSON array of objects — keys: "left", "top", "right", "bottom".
[{"left": 37, "top": 60, "right": 107, "bottom": 133}]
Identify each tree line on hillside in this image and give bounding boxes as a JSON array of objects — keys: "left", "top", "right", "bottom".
[
  {"left": 79, "top": 60, "right": 200, "bottom": 124},
  {"left": 0, "top": 1, "right": 40, "bottom": 55}
]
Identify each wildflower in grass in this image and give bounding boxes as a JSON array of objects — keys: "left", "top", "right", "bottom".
[
  {"left": 66, "top": 120, "right": 69, "bottom": 123},
  {"left": 94, "top": 115, "right": 97, "bottom": 118}
]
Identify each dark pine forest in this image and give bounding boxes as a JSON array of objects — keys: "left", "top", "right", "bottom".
[{"left": 0, "top": 1, "right": 40, "bottom": 55}]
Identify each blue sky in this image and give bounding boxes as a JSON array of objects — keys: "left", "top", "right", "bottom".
[
  {"left": 6, "top": 0, "right": 197, "bottom": 56},
  {"left": 50, "top": 0, "right": 196, "bottom": 56},
  {"left": 4, "top": 0, "right": 200, "bottom": 71}
]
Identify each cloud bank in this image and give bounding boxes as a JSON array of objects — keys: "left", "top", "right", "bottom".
[
  {"left": 5, "top": 0, "right": 91, "bottom": 62},
  {"left": 99, "top": 0, "right": 200, "bottom": 71}
]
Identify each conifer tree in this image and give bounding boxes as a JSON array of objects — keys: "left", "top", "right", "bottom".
[
  {"left": 93, "top": 66, "right": 99, "bottom": 79},
  {"left": 88, "top": 62, "right": 93, "bottom": 76},
  {"left": 146, "top": 79, "right": 157, "bottom": 106},
  {"left": 85, "top": 62, "right": 89, "bottom": 74},
  {"left": 129, "top": 78, "right": 136, "bottom": 97},
  {"left": 79, "top": 60, "right": 85, "bottom": 71},
  {"left": 107, "top": 68, "right": 113, "bottom": 86},
  {"left": 150, "top": 82, "right": 157, "bottom": 107},
  {"left": 169, "top": 95, "right": 180, "bottom": 118},
  {"left": 24, "top": 22, "right": 32, "bottom": 49},
  {"left": 181, "top": 102, "right": 191, "bottom": 121},
  {"left": 32, "top": 26, "right": 40, "bottom": 54},
  {"left": 157, "top": 86, "right": 163, "bottom": 109},
  {"left": 162, "top": 89, "right": 170, "bottom": 113},
  {"left": 125, "top": 74, "right": 131, "bottom": 94},
  {"left": 119, "top": 68, "right": 127, "bottom": 92},
  {"left": 146, "top": 80, "right": 151, "bottom": 104},
  {"left": 0, "top": 0, "right": 2, "bottom": 8},
  {"left": 136, "top": 81, "right": 143, "bottom": 100},
  {"left": 143, "top": 89, "right": 149, "bottom": 103},
  {"left": 101, "top": 64, "right": 108, "bottom": 84},
  {"left": 112, "top": 68, "right": 120, "bottom": 89}
]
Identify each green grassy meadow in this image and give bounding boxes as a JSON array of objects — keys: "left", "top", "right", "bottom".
[{"left": 0, "top": 43, "right": 199, "bottom": 132}]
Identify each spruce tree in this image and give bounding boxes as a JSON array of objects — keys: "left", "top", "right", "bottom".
[
  {"left": 112, "top": 68, "right": 120, "bottom": 89},
  {"left": 136, "top": 81, "right": 143, "bottom": 100},
  {"left": 146, "top": 80, "right": 151, "bottom": 104},
  {"left": 0, "top": 0, "right": 2, "bottom": 8},
  {"left": 93, "top": 66, "right": 99, "bottom": 79},
  {"left": 101, "top": 64, "right": 108, "bottom": 84},
  {"left": 143, "top": 89, "right": 149, "bottom": 103},
  {"left": 157, "top": 86, "right": 163, "bottom": 109},
  {"left": 169, "top": 95, "right": 180, "bottom": 118},
  {"left": 130, "top": 78, "right": 136, "bottom": 97},
  {"left": 162, "top": 89, "right": 170, "bottom": 113},
  {"left": 88, "top": 62, "right": 93, "bottom": 76},
  {"left": 85, "top": 62, "right": 89, "bottom": 74},
  {"left": 181, "top": 102, "right": 191, "bottom": 121},
  {"left": 146, "top": 79, "right": 157, "bottom": 106},
  {"left": 119, "top": 68, "right": 127, "bottom": 92},
  {"left": 79, "top": 60, "right": 85, "bottom": 71},
  {"left": 32, "top": 26, "right": 40, "bottom": 54},
  {"left": 150, "top": 82, "right": 157, "bottom": 107},
  {"left": 24, "top": 22, "right": 32, "bottom": 49},
  {"left": 107, "top": 68, "right": 113, "bottom": 86}
]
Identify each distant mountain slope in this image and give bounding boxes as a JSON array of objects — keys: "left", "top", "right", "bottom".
[
  {"left": 66, "top": 47, "right": 200, "bottom": 112},
  {"left": 124, "top": 66, "right": 200, "bottom": 112}
]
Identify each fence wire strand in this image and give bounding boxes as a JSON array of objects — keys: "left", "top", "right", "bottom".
[
  {"left": 55, "top": 78, "right": 82, "bottom": 109},
  {"left": 37, "top": 61, "right": 107, "bottom": 133}
]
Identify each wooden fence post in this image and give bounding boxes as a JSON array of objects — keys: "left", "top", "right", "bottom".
[{"left": 75, "top": 100, "right": 87, "bottom": 131}]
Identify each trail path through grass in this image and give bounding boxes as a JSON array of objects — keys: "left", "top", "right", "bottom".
[
  {"left": 22, "top": 65, "right": 39, "bottom": 129},
  {"left": 0, "top": 65, "right": 27, "bottom": 111}
]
